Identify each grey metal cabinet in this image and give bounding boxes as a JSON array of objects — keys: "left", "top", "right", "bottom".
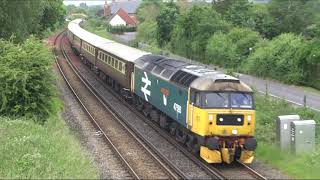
[
  {"left": 291, "top": 120, "right": 316, "bottom": 154},
  {"left": 276, "top": 115, "right": 301, "bottom": 150}
]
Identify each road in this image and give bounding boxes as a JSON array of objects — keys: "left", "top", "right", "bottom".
[
  {"left": 114, "top": 33, "right": 320, "bottom": 112},
  {"left": 238, "top": 74, "right": 320, "bottom": 111}
]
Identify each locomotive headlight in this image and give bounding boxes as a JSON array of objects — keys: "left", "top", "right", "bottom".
[
  {"left": 232, "top": 129, "right": 238, "bottom": 135},
  {"left": 219, "top": 118, "right": 224, "bottom": 122},
  {"left": 237, "top": 118, "right": 241, "bottom": 122},
  {"left": 247, "top": 115, "right": 252, "bottom": 122},
  {"left": 209, "top": 114, "right": 214, "bottom": 121}
]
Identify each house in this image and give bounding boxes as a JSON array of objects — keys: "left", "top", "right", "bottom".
[
  {"left": 109, "top": 8, "right": 137, "bottom": 26},
  {"left": 104, "top": 0, "right": 141, "bottom": 26}
]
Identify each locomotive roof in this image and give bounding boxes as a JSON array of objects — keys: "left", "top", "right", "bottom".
[
  {"left": 68, "top": 19, "right": 149, "bottom": 62},
  {"left": 136, "top": 55, "right": 252, "bottom": 92}
]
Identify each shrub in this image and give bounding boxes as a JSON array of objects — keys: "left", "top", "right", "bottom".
[
  {"left": 205, "top": 32, "right": 237, "bottom": 66},
  {"left": 0, "top": 37, "right": 54, "bottom": 122},
  {"left": 136, "top": 21, "right": 157, "bottom": 44},
  {"left": 301, "top": 39, "right": 320, "bottom": 89},
  {"left": 107, "top": 24, "right": 136, "bottom": 34},
  {"left": 170, "top": 6, "right": 231, "bottom": 60},
  {"left": 206, "top": 27, "right": 261, "bottom": 69},
  {"left": 244, "top": 33, "right": 306, "bottom": 84}
]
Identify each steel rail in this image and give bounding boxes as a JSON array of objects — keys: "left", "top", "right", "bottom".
[
  {"left": 56, "top": 32, "right": 186, "bottom": 179},
  {"left": 58, "top": 32, "right": 226, "bottom": 180},
  {"left": 237, "top": 161, "right": 267, "bottom": 180},
  {"left": 60, "top": 30, "right": 268, "bottom": 180},
  {"left": 54, "top": 31, "right": 140, "bottom": 179}
]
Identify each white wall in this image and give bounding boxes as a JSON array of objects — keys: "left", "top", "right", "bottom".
[{"left": 109, "top": 14, "right": 126, "bottom": 26}]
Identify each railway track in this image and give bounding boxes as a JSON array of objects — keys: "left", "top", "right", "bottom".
[
  {"left": 56, "top": 30, "right": 268, "bottom": 180},
  {"left": 54, "top": 31, "right": 187, "bottom": 179}
]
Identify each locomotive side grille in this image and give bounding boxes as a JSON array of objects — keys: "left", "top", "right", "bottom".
[{"left": 216, "top": 114, "right": 244, "bottom": 126}]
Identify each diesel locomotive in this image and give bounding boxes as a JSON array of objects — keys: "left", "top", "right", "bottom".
[{"left": 67, "top": 19, "right": 257, "bottom": 164}]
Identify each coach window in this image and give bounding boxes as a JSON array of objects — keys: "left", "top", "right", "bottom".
[
  {"left": 122, "top": 63, "right": 126, "bottom": 74},
  {"left": 115, "top": 60, "right": 120, "bottom": 69},
  {"left": 119, "top": 62, "right": 123, "bottom": 72}
]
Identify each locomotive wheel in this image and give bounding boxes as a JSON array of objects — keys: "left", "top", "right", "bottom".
[
  {"left": 150, "top": 110, "right": 160, "bottom": 123},
  {"left": 159, "top": 114, "right": 168, "bottom": 129},
  {"left": 114, "top": 83, "right": 120, "bottom": 92},
  {"left": 186, "top": 134, "right": 194, "bottom": 150},
  {"left": 169, "top": 122, "right": 178, "bottom": 136},
  {"left": 175, "top": 126, "right": 187, "bottom": 144},
  {"left": 186, "top": 134, "right": 201, "bottom": 154},
  {"left": 137, "top": 104, "right": 143, "bottom": 112}
]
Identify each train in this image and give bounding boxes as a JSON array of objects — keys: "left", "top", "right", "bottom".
[{"left": 67, "top": 19, "right": 257, "bottom": 164}]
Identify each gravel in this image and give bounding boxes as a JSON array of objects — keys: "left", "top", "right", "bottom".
[{"left": 54, "top": 65, "right": 131, "bottom": 179}]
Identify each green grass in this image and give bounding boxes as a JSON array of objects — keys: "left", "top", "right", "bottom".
[
  {"left": 254, "top": 94, "right": 320, "bottom": 178},
  {"left": 81, "top": 19, "right": 114, "bottom": 40},
  {"left": 256, "top": 143, "right": 320, "bottom": 179},
  {"left": 0, "top": 98, "right": 98, "bottom": 179}
]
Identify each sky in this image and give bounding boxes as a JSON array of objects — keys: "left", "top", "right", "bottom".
[{"left": 63, "top": 0, "right": 107, "bottom": 6}]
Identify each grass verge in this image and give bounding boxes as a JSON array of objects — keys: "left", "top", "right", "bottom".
[
  {"left": 254, "top": 94, "right": 320, "bottom": 178},
  {"left": 0, "top": 98, "right": 98, "bottom": 179}
]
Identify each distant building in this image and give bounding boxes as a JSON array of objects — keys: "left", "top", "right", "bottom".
[
  {"left": 109, "top": 8, "right": 138, "bottom": 26},
  {"left": 104, "top": 0, "right": 141, "bottom": 26}
]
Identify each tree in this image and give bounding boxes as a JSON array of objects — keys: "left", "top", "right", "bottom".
[
  {"left": 170, "top": 6, "right": 231, "bottom": 60},
  {"left": 267, "top": 0, "right": 319, "bottom": 38},
  {"left": 244, "top": 33, "right": 306, "bottom": 84},
  {"left": 0, "top": 0, "right": 66, "bottom": 42},
  {"left": 136, "top": 0, "right": 163, "bottom": 44},
  {"left": 224, "top": 0, "right": 255, "bottom": 28},
  {"left": 206, "top": 28, "right": 261, "bottom": 69},
  {"left": 299, "top": 39, "right": 320, "bottom": 89},
  {"left": 0, "top": 0, "right": 43, "bottom": 42},
  {"left": 156, "top": 2, "right": 179, "bottom": 47},
  {"left": 251, "top": 4, "right": 278, "bottom": 39},
  {"left": 40, "top": 0, "right": 66, "bottom": 32}
]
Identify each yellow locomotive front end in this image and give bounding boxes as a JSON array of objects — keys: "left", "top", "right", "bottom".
[{"left": 187, "top": 75, "right": 257, "bottom": 164}]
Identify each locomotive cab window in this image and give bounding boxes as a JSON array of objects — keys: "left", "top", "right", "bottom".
[
  {"left": 203, "top": 92, "right": 229, "bottom": 108},
  {"left": 190, "top": 90, "right": 254, "bottom": 109},
  {"left": 190, "top": 89, "right": 201, "bottom": 107},
  {"left": 230, "top": 93, "right": 253, "bottom": 109}
]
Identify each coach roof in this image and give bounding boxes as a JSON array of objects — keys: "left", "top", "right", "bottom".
[{"left": 68, "top": 19, "right": 149, "bottom": 62}]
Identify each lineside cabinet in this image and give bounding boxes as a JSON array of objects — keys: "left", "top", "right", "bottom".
[
  {"left": 276, "top": 115, "right": 300, "bottom": 150},
  {"left": 291, "top": 120, "right": 316, "bottom": 154}
]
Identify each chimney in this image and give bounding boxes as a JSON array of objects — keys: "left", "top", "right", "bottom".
[{"left": 104, "top": 0, "right": 112, "bottom": 17}]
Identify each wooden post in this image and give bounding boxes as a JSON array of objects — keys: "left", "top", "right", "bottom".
[{"left": 265, "top": 82, "right": 269, "bottom": 96}]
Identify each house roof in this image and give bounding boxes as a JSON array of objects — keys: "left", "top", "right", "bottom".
[
  {"left": 109, "top": 0, "right": 141, "bottom": 14},
  {"left": 111, "top": 8, "right": 137, "bottom": 25}
]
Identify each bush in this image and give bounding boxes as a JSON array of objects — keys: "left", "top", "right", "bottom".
[
  {"left": 170, "top": 6, "right": 231, "bottom": 60},
  {"left": 244, "top": 33, "right": 306, "bottom": 84},
  {"left": 205, "top": 32, "right": 237, "bottom": 66},
  {"left": 301, "top": 39, "right": 320, "bottom": 89},
  {"left": 206, "top": 28, "right": 261, "bottom": 69},
  {"left": 0, "top": 37, "right": 54, "bottom": 122},
  {"left": 136, "top": 21, "right": 157, "bottom": 44},
  {"left": 107, "top": 24, "right": 136, "bottom": 34}
]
